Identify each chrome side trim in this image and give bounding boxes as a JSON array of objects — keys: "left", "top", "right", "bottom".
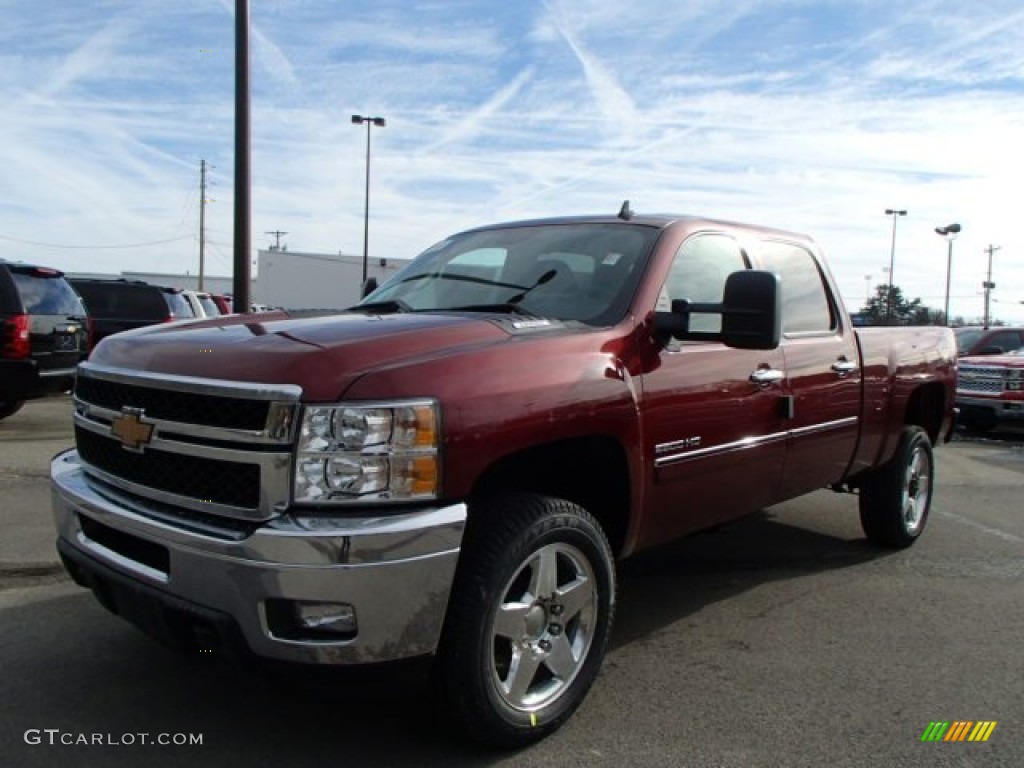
[
  {"left": 788, "top": 416, "right": 859, "bottom": 438},
  {"left": 654, "top": 417, "right": 858, "bottom": 468},
  {"left": 78, "top": 360, "right": 303, "bottom": 401},
  {"left": 655, "top": 431, "right": 789, "bottom": 467}
]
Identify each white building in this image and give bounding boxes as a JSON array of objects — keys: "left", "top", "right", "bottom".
[
  {"left": 66, "top": 249, "right": 411, "bottom": 312},
  {"left": 253, "top": 248, "right": 408, "bottom": 310}
]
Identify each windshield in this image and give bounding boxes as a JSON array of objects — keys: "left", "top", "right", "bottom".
[
  {"left": 358, "top": 223, "right": 659, "bottom": 325},
  {"left": 954, "top": 328, "right": 982, "bottom": 355}
]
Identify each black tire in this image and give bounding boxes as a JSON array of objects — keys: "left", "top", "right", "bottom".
[
  {"left": 434, "top": 493, "right": 615, "bottom": 749},
  {"left": 859, "top": 426, "right": 934, "bottom": 548},
  {"left": 0, "top": 401, "right": 25, "bottom": 420}
]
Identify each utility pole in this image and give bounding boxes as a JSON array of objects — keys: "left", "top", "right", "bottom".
[
  {"left": 232, "top": 0, "right": 252, "bottom": 312},
  {"left": 982, "top": 244, "right": 1001, "bottom": 329},
  {"left": 264, "top": 230, "right": 288, "bottom": 251},
  {"left": 199, "top": 159, "right": 207, "bottom": 290}
]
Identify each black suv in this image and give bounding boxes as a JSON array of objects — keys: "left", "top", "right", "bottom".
[
  {"left": 67, "top": 278, "right": 196, "bottom": 346},
  {"left": 0, "top": 261, "right": 89, "bottom": 420}
]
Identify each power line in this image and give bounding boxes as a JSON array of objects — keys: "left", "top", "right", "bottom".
[{"left": 0, "top": 234, "right": 193, "bottom": 250}]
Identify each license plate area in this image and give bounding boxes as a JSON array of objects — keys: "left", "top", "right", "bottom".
[
  {"left": 54, "top": 333, "right": 77, "bottom": 351},
  {"left": 53, "top": 324, "right": 80, "bottom": 351}
]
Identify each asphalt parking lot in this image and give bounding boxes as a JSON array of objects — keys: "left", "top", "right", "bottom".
[{"left": 1, "top": 396, "right": 1022, "bottom": 767}]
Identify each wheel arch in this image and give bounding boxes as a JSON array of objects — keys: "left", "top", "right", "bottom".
[
  {"left": 903, "top": 381, "right": 947, "bottom": 444},
  {"left": 469, "top": 435, "right": 632, "bottom": 558}
]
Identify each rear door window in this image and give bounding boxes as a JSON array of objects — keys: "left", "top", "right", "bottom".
[{"left": 758, "top": 241, "right": 836, "bottom": 334}]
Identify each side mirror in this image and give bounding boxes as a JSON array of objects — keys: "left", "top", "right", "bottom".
[
  {"left": 361, "top": 277, "right": 379, "bottom": 298},
  {"left": 653, "top": 270, "right": 782, "bottom": 350}
]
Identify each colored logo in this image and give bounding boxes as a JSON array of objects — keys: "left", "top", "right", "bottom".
[
  {"left": 921, "top": 721, "right": 997, "bottom": 742},
  {"left": 110, "top": 408, "right": 156, "bottom": 453}
]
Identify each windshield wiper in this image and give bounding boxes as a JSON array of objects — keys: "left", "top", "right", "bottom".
[{"left": 347, "top": 299, "right": 414, "bottom": 314}]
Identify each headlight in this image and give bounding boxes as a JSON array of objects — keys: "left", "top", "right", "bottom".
[{"left": 294, "top": 400, "right": 440, "bottom": 504}]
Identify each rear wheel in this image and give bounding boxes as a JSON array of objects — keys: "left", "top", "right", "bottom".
[
  {"left": 0, "top": 401, "right": 25, "bottom": 420},
  {"left": 859, "top": 426, "right": 934, "bottom": 548},
  {"left": 435, "top": 493, "right": 615, "bottom": 748}
]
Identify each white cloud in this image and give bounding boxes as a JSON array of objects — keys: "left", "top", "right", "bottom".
[{"left": 1, "top": 0, "right": 1023, "bottom": 323}]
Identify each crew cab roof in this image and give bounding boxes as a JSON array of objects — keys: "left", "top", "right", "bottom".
[{"left": 457, "top": 213, "right": 814, "bottom": 244}]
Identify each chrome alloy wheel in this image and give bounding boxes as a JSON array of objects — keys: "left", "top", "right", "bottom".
[
  {"left": 902, "top": 442, "right": 932, "bottom": 534},
  {"left": 487, "top": 542, "right": 598, "bottom": 711}
]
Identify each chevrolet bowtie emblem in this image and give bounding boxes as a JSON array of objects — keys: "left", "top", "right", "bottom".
[{"left": 110, "top": 408, "right": 155, "bottom": 452}]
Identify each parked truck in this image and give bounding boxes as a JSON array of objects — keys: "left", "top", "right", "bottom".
[
  {"left": 956, "top": 346, "right": 1024, "bottom": 431},
  {"left": 52, "top": 210, "right": 956, "bottom": 747}
]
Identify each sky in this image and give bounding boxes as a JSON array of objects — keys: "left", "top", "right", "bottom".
[{"left": 2, "top": 0, "right": 1023, "bottom": 324}]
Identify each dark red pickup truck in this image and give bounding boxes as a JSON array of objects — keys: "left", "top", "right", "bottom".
[{"left": 51, "top": 211, "right": 956, "bottom": 746}]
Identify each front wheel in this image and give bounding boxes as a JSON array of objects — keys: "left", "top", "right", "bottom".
[
  {"left": 859, "top": 426, "right": 934, "bottom": 548},
  {"left": 434, "top": 493, "right": 615, "bottom": 749}
]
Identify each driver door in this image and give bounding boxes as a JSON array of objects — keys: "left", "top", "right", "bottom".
[{"left": 638, "top": 233, "right": 790, "bottom": 548}]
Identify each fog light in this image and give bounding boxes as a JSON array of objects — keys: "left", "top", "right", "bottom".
[
  {"left": 266, "top": 599, "right": 357, "bottom": 641},
  {"left": 295, "top": 602, "right": 357, "bottom": 634}
]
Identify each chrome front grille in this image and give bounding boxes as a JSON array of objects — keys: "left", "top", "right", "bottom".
[
  {"left": 957, "top": 366, "right": 1007, "bottom": 395},
  {"left": 72, "top": 362, "right": 302, "bottom": 523}
]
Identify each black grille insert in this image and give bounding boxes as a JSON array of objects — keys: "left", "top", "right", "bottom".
[
  {"left": 75, "top": 376, "right": 270, "bottom": 431},
  {"left": 79, "top": 514, "right": 170, "bottom": 575},
  {"left": 76, "top": 426, "right": 261, "bottom": 509}
]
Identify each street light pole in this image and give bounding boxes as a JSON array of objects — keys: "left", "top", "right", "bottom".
[
  {"left": 982, "top": 244, "right": 1001, "bottom": 330},
  {"left": 351, "top": 114, "right": 386, "bottom": 287},
  {"left": 934, "top": 222, "right": 961, "bottom": 326},
  {"left": 884, "top": 208, "right": 907, "bottom": 324}
]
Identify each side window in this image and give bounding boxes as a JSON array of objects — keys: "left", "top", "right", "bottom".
[
  {"left": 658, "top": 234, "right": 746, "bottom": 333},
  {"left": 759, "top": 241, "right": 835, "bottom": 334}
]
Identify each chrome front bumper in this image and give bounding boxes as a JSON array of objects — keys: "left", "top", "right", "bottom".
[{"left": 51, "top": 449, "right": 466, "bottom": 665}]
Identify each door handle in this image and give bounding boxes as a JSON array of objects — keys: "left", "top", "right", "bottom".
[
  {"left": 749, "top": 367, "right": 785, "bottom": 386},
  {"left": 831, "top": 358, "right": 858, "bottom": 377}
]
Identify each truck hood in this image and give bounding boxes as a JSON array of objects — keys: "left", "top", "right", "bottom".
[
  {"left": 959, "top": 352, "right": 1024, "bottom": 368},
  {"left": 87, "top": 310, "right": 513, "bottom": 400}
]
